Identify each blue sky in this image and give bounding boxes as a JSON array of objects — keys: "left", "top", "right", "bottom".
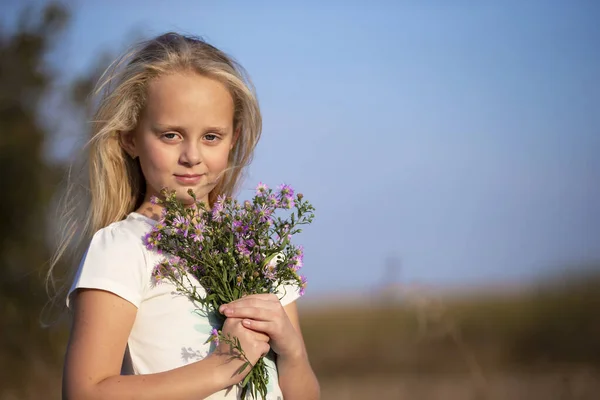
[{"left": 5, "top": 0, "right": 600, "bottom": 297}]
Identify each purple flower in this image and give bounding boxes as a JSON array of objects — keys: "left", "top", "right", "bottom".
[
  {"left": 278, "top": 184, "right": 294, "bottom": 198},
  {"left": 151, "top": 262, "right": 168, "bottom": 284},
  {"left": 212, "top": 209, "right": 223, "bottom": 222},
  {"left": 216, "top": 194, "right": 227, "bottom": 204},
  {"left": 289, "top": 257, "right": 303, "bottom": 271},
  {"left": 173, "top": 216, "right": 189, "bottom": 229},
  {"left": 190, "top": 264, "right": 204, "bottom": 275},
  {"left": 211, "top": 194, "right": 227, "bottom": 221},
  {"left": 256, "top": 204, "right": 272, "bottom": 223},
  {"left": 267, "top": 193, "right": 279, "bottom": 208},
  {"left": 150, "top": 196, "right": 160, "bottom": 205},
  {"left": 143, "top": 231, "right": 161, "bottom": 251},
  {"left": 233, "top": 219, "right": 248, "bottom": 235},
  {"left": 165, "top": 255, "right": 188, "bottom": 277},
  {"left": 280, "top": 197, "right": 295, "bottom": 209},
  {"left": 289, "top": 246, "right": 304, "bottom": 271},
  {"left": 264, "top": 264, "right": 277, "bottom": 281},
  {"left": 172, "top": 216, "right": 190, "bottom": 238},
  {"left": 299, "top": 275, "right": 308, "bottom": 296},
  {"left": 256, "top": 182, "right": 268, "bottom": 196},
  {"left": 191, "top": 223, "right": 204, "bottom": 243},
  {"left": 236, "top": 241, "right": 251, "bottom": 258},
  {"left": 210, "top": 328, "right": 219, "bottom": 347}
]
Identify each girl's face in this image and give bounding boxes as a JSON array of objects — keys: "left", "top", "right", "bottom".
[{"left": 123, "top": 71, "right": 236, "bottom": 212}]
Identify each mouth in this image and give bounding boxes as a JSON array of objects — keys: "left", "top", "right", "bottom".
[{"left": 174, "top": 174, "right": 204, "bottom": 185}]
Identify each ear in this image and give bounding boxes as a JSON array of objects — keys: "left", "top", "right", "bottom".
[{"left": 119, "top": 130, "right": 137, "bottom": 159}]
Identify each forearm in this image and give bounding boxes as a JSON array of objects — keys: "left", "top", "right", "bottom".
[
  {"left": 277, "top": 349, "right": 320, "bottom": 400},
  {"left": 64, "top": 352, "right": 245, "bottom": 400}
]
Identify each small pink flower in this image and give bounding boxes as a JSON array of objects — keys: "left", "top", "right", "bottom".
[
  {"left": 210, "top": 328, "right": 219, "bottom": 346},
  {"left": 255, "top": 182, "right": 268, "bottom": 196}
]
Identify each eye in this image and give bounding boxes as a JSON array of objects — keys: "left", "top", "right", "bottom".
[
  {"left": 204, "top": 133, "right": 219, "bottom": 142},
  {"left": 162, "top": 132, "right": 181, "bottom": 141}
]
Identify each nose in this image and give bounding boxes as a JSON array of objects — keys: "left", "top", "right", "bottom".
[{"left": 179, "top": 141, "right": 202, "bottom": 167}]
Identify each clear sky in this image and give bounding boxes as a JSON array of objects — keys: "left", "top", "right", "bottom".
[{"left": 4, "top": 0, "right": 600, "bottom": 297}]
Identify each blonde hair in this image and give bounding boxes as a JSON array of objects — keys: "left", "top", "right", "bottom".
[{"left": 47, "top": 32, "right": 262, "bottom": 304}]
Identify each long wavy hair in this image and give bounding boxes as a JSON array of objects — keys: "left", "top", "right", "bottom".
[{"left": 47, "top": 32, "right": 262, "bottom": 305}]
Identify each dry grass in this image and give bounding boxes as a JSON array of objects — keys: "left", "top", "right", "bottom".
[
  {"left": 320, "top": 370, "right": 600, "bottom": 400},
  {"left": 299, "top": 273, "right": 600, "bottom": 399}
]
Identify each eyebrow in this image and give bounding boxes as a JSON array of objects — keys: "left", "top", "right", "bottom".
[
  {"left": 151, "top": 123, "right": 186, "bottom": 133},
  {"left": 151, "top": 123, "right": 230, "bottom": 134}
]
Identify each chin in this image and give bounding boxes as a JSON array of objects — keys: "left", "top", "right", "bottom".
[
  {"left": 176, "top": 186, "right": 211, "bottom": 204},
  {"left": 173, "top": 189, "right": 197, "bottom": 204}
]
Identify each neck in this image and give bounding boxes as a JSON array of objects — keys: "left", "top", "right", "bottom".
[
  {"left": 134, "top": 201, "right": 164, "bottom": 222},
  {"left": 135, "top": 192, "right": 211, "bottom": 221}
]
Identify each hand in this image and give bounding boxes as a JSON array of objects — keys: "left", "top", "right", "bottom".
[
  {"left": 219, "top": 294, "right": 303, "bottom": 360},
  {"left": 218, "top": 317, "right": 270, "bottom": 375}
]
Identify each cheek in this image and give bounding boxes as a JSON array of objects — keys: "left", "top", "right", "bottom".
[
  {"left": 140, "top": 143, "right": 175, "bottom": 177},
  {"left": 206, "top": 145, "right": 232, "bottom": 172}
]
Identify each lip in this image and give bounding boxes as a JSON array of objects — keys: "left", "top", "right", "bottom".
[{"left": 174, "top": 174, "right": 204, "bottom": 185}]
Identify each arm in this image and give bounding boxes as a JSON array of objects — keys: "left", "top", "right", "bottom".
[
  {"left": 63, "top": 289, "right": 260, "bottom": 400},
  {"left": 276, "top": 302, "right": 320, "bottom": 400}
]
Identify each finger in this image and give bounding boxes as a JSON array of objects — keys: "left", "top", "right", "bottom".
[
  {"left": 242, "top": 293, "right": 278, "bottom": 301},
  {"left": 248, "top": 329, "right": 270, "bottom": 342},
  {"left": 226, "top": 293, "right": 279, "bottom": 306},
  {"left": 221, "top": 298, "right": 277, "bottom": 312},
  {"left": 242, "top": 319, "right": 274, "bottom": 336},
  {"left": 223, "top": 306, "right": 272, "bottom": 321},
  {"left": 260, "top": 342, "right": 271, "bottom": 357},
  {"left": 223, "top": 298, "right": 269, "bottom": 309}
]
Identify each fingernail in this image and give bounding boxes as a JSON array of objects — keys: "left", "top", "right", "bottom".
[{"left": 219, "top": 306, "right": 226, "bottom": 313}]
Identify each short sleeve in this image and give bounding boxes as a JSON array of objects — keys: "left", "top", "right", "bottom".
[
  {"left": 66, "top": 226, "right": 148, "bottom": 309},
  {"left": 277, "top": 283, "right": 301, "bottom": 307}
]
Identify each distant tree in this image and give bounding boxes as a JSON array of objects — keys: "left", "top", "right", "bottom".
[{"left": 0, "top": 2, "right": 71, "bottom": 397}]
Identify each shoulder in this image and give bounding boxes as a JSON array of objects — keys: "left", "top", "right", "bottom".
[
  {"left": 87, "top": 213, "right": 153, "bottom": 261},
  {"left": 67, "top": 214, "right": 157, "bottom": 309}
]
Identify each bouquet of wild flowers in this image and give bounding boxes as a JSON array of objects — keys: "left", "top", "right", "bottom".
[{"left": 143, "top": 183, "right": 314, "bottom": 399}]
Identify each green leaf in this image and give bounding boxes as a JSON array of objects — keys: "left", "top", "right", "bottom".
[
  {"left": 217, "top": 292, "right": 228, "bottom": 303},
  {"left": 241, "top": 369, "right": 253, "bottom": 387},
  {"left": 261, "top": 252, "right": 278, "bottom": 269},
  {"left": 236, "top": 361, "right": 251, "bottom": 376}
]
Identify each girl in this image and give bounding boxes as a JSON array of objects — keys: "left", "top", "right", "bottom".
[{"left": 55, "top": 32, "right": 320, "bottom": 399}]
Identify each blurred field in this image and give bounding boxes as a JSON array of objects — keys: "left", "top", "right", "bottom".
[{"left": 298, "top": 270, "right": 600, "bottom": 400}]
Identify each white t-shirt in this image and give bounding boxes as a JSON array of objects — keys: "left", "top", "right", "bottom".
[{"left": 67, "top": 212, "right": 301, "bottom": 400}]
